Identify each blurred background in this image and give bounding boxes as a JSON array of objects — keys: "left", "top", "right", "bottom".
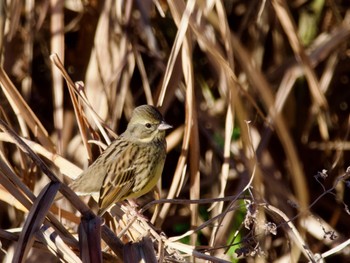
[{"left": 0, "top": 0, "right": 349, "bottom": 262}]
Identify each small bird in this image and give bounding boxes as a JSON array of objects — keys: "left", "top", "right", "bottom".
[{"left": 66, "top": 105, "right": 172, "bottom": 215}]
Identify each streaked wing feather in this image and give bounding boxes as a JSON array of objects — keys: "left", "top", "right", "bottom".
[
  {"left": 98, "top": 141, "right": 139, "bottom": 212},
  {"left": 99, "top": 167, "right": 135, "bottom": 210}
]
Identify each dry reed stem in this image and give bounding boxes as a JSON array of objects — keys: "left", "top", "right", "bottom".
[
  {"left": 1, "top": 1, "right": 349, "bottom": 262},
  {"left": 50, "top": 0, "right": 65, "bottom": 153}
]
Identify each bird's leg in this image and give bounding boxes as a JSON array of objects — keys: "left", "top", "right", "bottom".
[{"left": 126, "top": 199, "right": 149, "bottom": 221}]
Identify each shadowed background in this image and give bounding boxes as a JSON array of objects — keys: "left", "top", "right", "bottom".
[{"left": 0, "top": 0, "right": 349, "bottom": 262}]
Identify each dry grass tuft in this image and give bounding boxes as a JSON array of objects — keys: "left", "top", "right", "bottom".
[{"left": 0, "top": 0, "right": 350, "bottom": 262}]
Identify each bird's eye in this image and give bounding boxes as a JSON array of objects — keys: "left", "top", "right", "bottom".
[{"left": 145, "top": 123, "right": 152, "bottom": 129}]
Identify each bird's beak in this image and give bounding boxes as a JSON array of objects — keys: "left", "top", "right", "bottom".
[{"left": 158, "top": 121, "right": 172, "bottom": 131}]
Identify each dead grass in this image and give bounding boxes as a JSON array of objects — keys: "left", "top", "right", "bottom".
[{"left": 0, "top": 0, "right": 350, "bottom": 262}]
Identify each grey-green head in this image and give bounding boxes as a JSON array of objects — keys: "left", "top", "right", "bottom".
[{"left": 124, "top": 105, "right": 172, "bottom": 143}]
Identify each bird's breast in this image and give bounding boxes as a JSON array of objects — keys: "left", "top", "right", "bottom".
[{"left": 128, "top": 139, "right": 166, "bottom": 198}]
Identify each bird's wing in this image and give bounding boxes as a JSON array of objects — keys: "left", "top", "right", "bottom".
[{"left": 98, "top": 141, "right": 139, "bottom": 214}]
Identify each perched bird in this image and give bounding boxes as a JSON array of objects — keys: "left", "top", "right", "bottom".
[{"left": 66, "top": 105, "right": 172, "bottom": 215}]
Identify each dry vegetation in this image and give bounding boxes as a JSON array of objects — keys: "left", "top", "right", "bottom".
[{"left": 0, "top": 0, "right": 350, "bottom": 262}]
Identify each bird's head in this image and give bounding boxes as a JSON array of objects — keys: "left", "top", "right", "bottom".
[{"left": 124, "top": 105, "right": 172, "bottom": 143}]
